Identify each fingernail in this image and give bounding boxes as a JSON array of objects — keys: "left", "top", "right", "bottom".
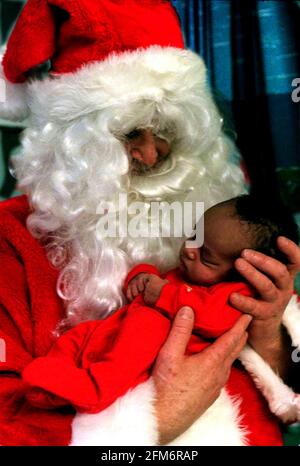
[
  {"left": 178, "top": 307, "right": 193, "bottom": 319},
  {"left": 242, "top": 315, "right": 253, "bottom": 327},
  {"left": 278, "top": 236, "right": 289, "bottom": 245},
  {"left": 241, "top": 249, "right": 254, "bottom": 259},
  {"left": 236, "top": 258, "right": 247, "bottom": 270}
]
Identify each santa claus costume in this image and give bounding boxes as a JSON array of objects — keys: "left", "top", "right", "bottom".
[{"left": 0, "top": 0, "right": 300, "bottom": 446}]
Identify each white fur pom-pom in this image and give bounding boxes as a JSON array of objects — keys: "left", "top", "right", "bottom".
[{"left": 0, "top": 54, "right": 29, "bottom": 121}]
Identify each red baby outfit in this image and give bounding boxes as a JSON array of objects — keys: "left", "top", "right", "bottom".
[{"left": 24, "top": 263, "right": 253, "bottom": 412}]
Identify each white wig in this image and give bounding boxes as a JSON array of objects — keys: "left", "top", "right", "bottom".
[{"left": 11, "top": 46, "right": 246, "bottom": 327}]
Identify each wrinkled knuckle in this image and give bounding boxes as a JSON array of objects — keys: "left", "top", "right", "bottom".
[
  {"left": 157, "top": 349, "right": 177, "bottom": 368},
  {"left": 269, "top": 289, "right": 279, "bottom": 303},
  {"left": 277, "top": 265, "right": 288, "bottom": 281},
  {"left": 263, "top": 281, "right": 275, "bottom": 295},
  {"left": 244, "top": 300, "right": 255, "bottom": 312},
  {"left": 207, "top": 349, "right": 222, "bottom": 366},
  {"left": 238, "top": 297, "right": 255, "bottom": 313},
  {"left": 274, "top": 288, "right": 281, "bottom": 299},
  {"left": 173, "top": 322, "right": 191, "bottom": 335}
]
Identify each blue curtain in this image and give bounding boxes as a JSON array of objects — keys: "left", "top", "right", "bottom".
[{"left": 172, "top": 0, "right": 300, "bottom": 202}]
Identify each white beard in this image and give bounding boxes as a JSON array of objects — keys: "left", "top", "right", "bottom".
[
  {"left": 11, "top": 46, "right": 247, "bottom": 326},
  {"left": 15, "top": 130, "right": 246, "bottom": 327}
]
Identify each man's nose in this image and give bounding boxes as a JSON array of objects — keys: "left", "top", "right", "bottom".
[
  {"left": 127, "top": 130, "right": 157, "bottom": 167},
  {"left": 126, "top": 129, "right": 169, "bottom": 167}
]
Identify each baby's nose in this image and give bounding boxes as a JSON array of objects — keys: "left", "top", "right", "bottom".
[{"left": 182, "top": 247, "right": 197, "bottom": 260}]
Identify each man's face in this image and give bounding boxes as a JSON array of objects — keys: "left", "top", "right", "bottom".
[
  {"left": 179, "top": 203, "right": 252, "bottom": 286},
  {"left": 125, "top": 128, "right": 171, "bottom": 175}
]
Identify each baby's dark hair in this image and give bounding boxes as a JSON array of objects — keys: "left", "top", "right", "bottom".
[{"left": 230, "top": 194, "right": 299, "bottom": 264}]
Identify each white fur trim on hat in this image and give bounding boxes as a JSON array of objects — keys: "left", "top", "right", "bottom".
[
  {"left": 27, "top": 46, "right": 207, "bottom": 125},
  {"left": 1, "top": 46, "right": 206, "bottom": 124}
]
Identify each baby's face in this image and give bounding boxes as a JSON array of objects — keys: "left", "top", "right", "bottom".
[{"left": 179, "top": 203, "right": 251, "bottom": 286}]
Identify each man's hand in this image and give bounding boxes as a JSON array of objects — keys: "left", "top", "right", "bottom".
[
  {"left": 152, "top": 306, "right": 251, "bottom": 445},
  {"left": 229, "top": 236, "right": 300, "bottom": 375}
]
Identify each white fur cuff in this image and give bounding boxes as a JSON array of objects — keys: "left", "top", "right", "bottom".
[
  {"left": 239, "top": 295, "right": 300, "bottom": 424},
  {"left": 282, "top": 295, "right": 300, "bottom": 350},
  {"left": 70, "top": 378, "right": 159, "bottom": 446}
]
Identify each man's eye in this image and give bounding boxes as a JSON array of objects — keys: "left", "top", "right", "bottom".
[{"left": 125, "top": 129, "right": 142, "bottom": 140}]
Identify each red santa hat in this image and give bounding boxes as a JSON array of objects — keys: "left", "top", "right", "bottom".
[{"left": 0, "top": 0, "right": 207, "bottom": 122}]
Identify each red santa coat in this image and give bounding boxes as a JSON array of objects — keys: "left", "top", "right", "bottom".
[{"left": 0, "top": 195, "right": 298, "bottom": 446}]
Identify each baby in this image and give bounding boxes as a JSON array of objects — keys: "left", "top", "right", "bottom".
[{"left": 23, "top": 194, "right": 300, "bottom": 424}]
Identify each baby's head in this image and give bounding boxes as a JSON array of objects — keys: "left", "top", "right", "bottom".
[{"left": 179, "top": 194, "right": 299, "bottom": 286}]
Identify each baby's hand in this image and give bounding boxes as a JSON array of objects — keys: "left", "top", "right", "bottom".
[
  {"left": 144, "top": 275, "right": 169, "bottom": 306},
  {"left": 126, "top": 273, "right": 152, "bottom": 301}
]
